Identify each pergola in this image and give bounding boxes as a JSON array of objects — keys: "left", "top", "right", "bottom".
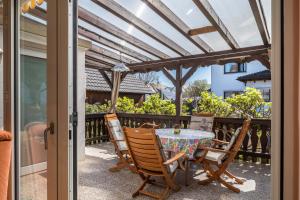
[{"left": 27, "top": 0, "right": 271, "bottom": 120}]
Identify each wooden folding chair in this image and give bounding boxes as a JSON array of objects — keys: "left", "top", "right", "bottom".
[
  {"left": 104, "top": 114, "right": 135, "bottom": 172},
  {"left": 195, "top": 118, "right": 251, "bottom": 193},
  {"left": 124, "top": 127, "right": 186, "bottom": 200}
]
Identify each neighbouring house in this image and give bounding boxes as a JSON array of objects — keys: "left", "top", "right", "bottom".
[
  {"left": 210, "top": 60, "right": 271, "bottom": 101},
  {"left": 85, "top": 68, "right": 155, "bottom": 104},
  {"left": 237, "top": 70, "right": 271, "bottom": 101}
]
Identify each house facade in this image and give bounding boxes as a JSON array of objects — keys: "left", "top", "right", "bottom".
[{"left": 210, "top": 60, "right": 271, "bottom": 101}]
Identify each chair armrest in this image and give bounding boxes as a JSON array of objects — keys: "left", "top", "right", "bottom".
[
  {"left": 202, "top": 147, "right": 231, "bottom": 154},
  {"left": 212, "top": 139, "right": 229, "bottom": 145},
  {"left": 163, "top": 152, "right": 186, "bottom": 165}
]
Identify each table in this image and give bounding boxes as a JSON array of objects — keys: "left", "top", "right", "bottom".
[{"left": 155, "top": 128, "right": 215, "bottom": 186}]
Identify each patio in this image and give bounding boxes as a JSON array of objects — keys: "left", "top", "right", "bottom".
[{"left": 78, "top": 143, "right": 271, "bottom": 200}]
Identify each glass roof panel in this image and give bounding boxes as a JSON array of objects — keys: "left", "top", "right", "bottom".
[
  {"left": 198, "top": 32, "right": 231, "bottom": 51},
  {"left": 79, "top": 0, "right": 179, "bottom": 57},
  {"left": 79, "top": 19, "right": 159, "bottom": 60},
  {"left": 261, "top": 0, "right": 271, "bottom": 38},
  {"left": 113, "top": 0, "right": 203, "bottom": 55},
  {"left": 161, "top": 0, "right": 211, "bottom": 28},
  {"left": 208, "top": 0, "right": 263, "bottom": 47}
]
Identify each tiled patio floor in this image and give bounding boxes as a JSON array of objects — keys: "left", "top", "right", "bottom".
[{"left": 78, "top": 143, "right": 271, "bottom": 200}]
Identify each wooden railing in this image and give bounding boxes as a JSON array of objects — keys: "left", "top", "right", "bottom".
[{"left": 85, "top": 113, "right": 271, "bottom": 162}]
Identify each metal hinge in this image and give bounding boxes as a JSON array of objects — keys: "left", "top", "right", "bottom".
[{"left": 70, "top": 112, "right": 78, "bottom": 127}]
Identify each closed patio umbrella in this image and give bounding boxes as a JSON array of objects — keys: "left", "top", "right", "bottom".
[{"left": 109, "top": 62, "right": 130, "bottom": 113}]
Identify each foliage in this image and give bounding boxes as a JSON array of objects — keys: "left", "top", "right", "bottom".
[
  {"left": 225, "top": 87, "right": 266, "bottom": 118},
  {"left": 85, "top": 102, "right": 109, "bottom": 114},
  {"left": 116, "top": 96, "right": 136, "bottom": 113},
  {"left": 142, "top": 94, "right": 176, "bottom": 115},
  {"left": 198, "top": 87, "right": 271, "bottom": 118},
  {"left": 183, "top": 80, "right": 210, "bottom": 98},
  {"left": 86, "top": 88, "right": 271, "bottom": 119},
  {"left": 198, "top": 92, "right": 233, "bottom": 117},
  {"left": 86, "top": 94, "right": 176, "bottom": 115}
]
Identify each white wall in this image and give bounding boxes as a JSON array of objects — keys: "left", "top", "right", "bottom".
[
  {"left": 77, "top": 47, "right": 87, "bottom": 161},
  {"left": 211, "top": 61, "right": 268, "bottom": 98}
]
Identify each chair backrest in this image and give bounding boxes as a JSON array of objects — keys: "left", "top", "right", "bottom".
[
  {"left": 190, "top": 113, "right": 214, "bottom": 132},
  {"left": 104, "top": 114, "right": 127, "bottom": 151},
  {"left": 228, "top": 119, "right": 251, "bottom": 153},
  {"left": 123, "top": 127, "right": 170, "bottom": 174}
]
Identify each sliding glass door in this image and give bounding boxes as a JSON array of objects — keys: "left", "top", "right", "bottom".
[{"left": 14, "top": 1, "right": 73, "bottom": 199}]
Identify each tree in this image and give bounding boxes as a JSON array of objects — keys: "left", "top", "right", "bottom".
[
  {"left": 183, "top": 80, "right": 210, "bottom": 99},
  {"left": 142, "top": 94, "right": 175, "bottom": 115},
  {"left": 136, "top": 72, "right": 159, "bottom": 85},
  {"left": 225, "top": 87, "right": 270, "bottom": 118},
  {"left": 198, "top": 92, "right": 233, "bottom": 117}
]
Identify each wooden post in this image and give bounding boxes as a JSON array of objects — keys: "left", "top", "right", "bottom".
[{"left": 175, "top": 66, "right": 182, "bottom": 122}]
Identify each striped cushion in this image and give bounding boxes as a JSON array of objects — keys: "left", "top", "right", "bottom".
[{"left": 107, "top": 120, "right": 127, "bottom": 151}]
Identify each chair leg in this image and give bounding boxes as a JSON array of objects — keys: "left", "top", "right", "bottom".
[
  {"left": 132, "top": 176, "right": 150, "bottom": 198},
  {"left": 224, "top": 170, "right": 244, "bottom": 184},
  {"left": 218, "top": 177, "right": 240, "bottom": 193},
  {"left": 109, "top": 160, "right": 126, "bottom": 172},
  {"left": 165, "top": 174, "right": 181, "bottom": 192}
]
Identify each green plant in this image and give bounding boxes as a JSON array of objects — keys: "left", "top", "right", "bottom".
[
  {"left": 198, "top": 92, "right": 233, "bottom": 117},
  {"left": 225, "top": 87, "right": 268, "bottom": 118},
  {"left": 142, "top": 94, "right": 176, "bottom": 115},
  {"left": 116, "top": 96, "right": 135, "bottom": 113}
]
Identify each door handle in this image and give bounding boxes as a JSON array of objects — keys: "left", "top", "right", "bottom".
[{"left": 44, "top": 122, "right": 54, "bottom": 150}]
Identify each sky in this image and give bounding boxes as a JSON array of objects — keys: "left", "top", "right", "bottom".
[{"left": 156, "top": 66, "right": 211, "bottom": 87}]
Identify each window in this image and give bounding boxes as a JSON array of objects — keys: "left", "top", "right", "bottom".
[
  {"left": 224, "top": 63, "right": 247, "bottom": 73},
  {"left": 224, "top": 91, "right": 243, "bottom": 99}
]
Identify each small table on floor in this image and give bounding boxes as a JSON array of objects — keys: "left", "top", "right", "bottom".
[{"left": 155, "top": 128, "right": 215, "bottom": 185}]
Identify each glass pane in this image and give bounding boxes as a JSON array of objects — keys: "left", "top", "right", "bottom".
[
  {"left": 19, "top": 1, "right": 48, "bottom": 199},
  {"left": 79, "top": 19, "right": 159, "bottom": 61},
  {"left": 161, "top": 0, "right": 231, "bottom": 51},
  {"left": 208, "top": 0, "right": 263, "bottom": 47},
  {"left": 79, "top": 0, "right": 179, "bottom": 57},
  {"left": 261, "top": 0, "right": 271, "bottom": 38},
  {"left": 114, "top": 0, "right": 203, "bottom": 55}
]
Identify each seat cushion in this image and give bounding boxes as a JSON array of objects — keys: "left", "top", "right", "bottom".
[
  {"left": 205, "top": 151, "right": 225, "bottom": 165},
  {"left": 107, "top": 119, "right": 128, "bottom": 151},
  {"left": 0, "top": 130, "right": 12, "bottom": 141},
  {"left": 168, "top": 161, "right": 179, "bottom": 173}
]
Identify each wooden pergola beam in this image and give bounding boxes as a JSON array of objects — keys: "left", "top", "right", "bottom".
[
  {"left": 78, "top": 7, "right": 170, "bottom": 59},
  {"left": 162, "top": 68, "right": 176, "bottom": 85},
  {"left": 86, "top": 51, "right": 118, "bottom": 66},
  {"left": 181, "top": 66, "right": 198, "bottom": 85},
  {"left": 100, "top": 71, "right": 113, "bottom": 89},
  {"left": 249, "top": 0, "right": 270, "bottom": 45},
  {"left": 142, "top": 0, "right": 213, "bottom": 53},
  {"left": 193, "top": 0, "right": 239, "bottom": 49},
  {"left": 79, "top": 27, "right": 150, "bottom": 62},
  {"left": 175, "top": 66, "right": 183, "bottom": 120},
  {"left": 90, "top": 44, "right": 136, "bottom": 64},
  {"left": 92, "top": 0, "right": 190, "bottom": 56},
  {"left": 86, "top": 60, "right": 112, "bottom": 70},
  {"left": 128, "top": 45, "right": 270, "bottom": 72},
  {"left": 188, "top": 26, "right": 217, "bottom": 36}
]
